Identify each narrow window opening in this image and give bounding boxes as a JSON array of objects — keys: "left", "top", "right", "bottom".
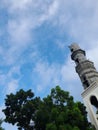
[
  {"left": 90, "top": 95, "right": 98, "bottom": 116},
  {"left": 90, "top": 96, "right": 98, "bottom": 108},
  {"left": 83, "top": 76, "right": 89, "bottom": 88}
]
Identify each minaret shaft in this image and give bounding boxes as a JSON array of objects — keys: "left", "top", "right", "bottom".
[
  {"left": 69, "top": 43, "right": 98, "bottom": 89},
  {"left": 69, "top": 43, "right": 98, "bottom": 130}
]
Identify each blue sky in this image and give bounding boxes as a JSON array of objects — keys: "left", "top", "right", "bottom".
[{"left": 1, "top": 0, "right": 98, "bottom": 129}]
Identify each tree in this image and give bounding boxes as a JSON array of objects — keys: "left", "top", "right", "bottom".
[
  {"left": 34, "top": 86, "right": 95, "bottom": 130},
  {"left": 2, "top": 89, "right": 41, "bottom": 130},
  {"left": 3, "top": 86, "right": 95, "bottom": 130}
]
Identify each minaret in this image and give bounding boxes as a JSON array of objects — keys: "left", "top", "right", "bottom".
[{"left": 69, "top": 43, "right": 98, "bottom": 130}]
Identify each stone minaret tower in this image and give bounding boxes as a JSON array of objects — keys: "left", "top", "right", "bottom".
[{"left": 69, "top": 43, "right": 98, "bottom": 130}]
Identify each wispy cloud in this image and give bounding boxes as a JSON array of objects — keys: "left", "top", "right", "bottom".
[
  {"left": 2, "top": 0, "right": 98, "bottom": 96},
  {"left": 33, "top": 61, "right": 61, "bottom": 93},
  {"left": 0, "top": 66, "right": 20, "bottom": 96},
  {"left": 6, "top": 79, "right": 19, "bottom": 94},
  {"left": 1, "top": 0, "right": 98, "bottom": 66},
  {"left": 0, "top": 0, "right": 97, "bottom": 100},
  {"left": 87, "top": 46, "right": 98, "bottom": 69},
  {"left": 0, "top": 1, "right": 98, "bottom": 129},
  {"left": 47, "top": 0, "right": 98, "bottom": 47}
]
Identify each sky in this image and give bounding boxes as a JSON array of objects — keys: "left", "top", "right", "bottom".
[{"left": 0, "top": 0, "right": 98, "bottom": 129}]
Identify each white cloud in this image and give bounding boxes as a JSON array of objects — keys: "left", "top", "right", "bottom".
[
  {"left": 33, "top": 57, "right": 80, "bottom": 95},
  {"left": 61, "top": 57, "right": 78, "bottom": 82},
  {"left": 44, "top": 0, "right": 98, "bottom": 47},
  {"left": 2, "top": 0, "right": 33, "bottom": 13},
  {"left": 55, "top": 40, "right": 66, "bottom": 50},
  {"left": 7, "top": 19, "right": 32, "bottom": 44},
  {"left": 6, "top": 80, "right": 19, "bottom": 94},
  {"left": 39, "top": 0, "right": 59, "bottom": 23},
  {"left": 34, "top": 61, "right": 61, "bottom": 93},
  {"left": 32, "top": 57, "right": 83, "bottom": 102},
  {"left": 0, "top": 0, "right": 60, "bottom": 66},
  {"left": 3, "top": 0, "right": 98, "bottom": 66},
  {"left": 0, "top": 0, "right": 97, "bottom": 98},
  {"left": 1, "top": 0, "right": 98, "bottom": 49},
  {"left": 87, "top": 45, "right": 98, "bottom": 69},
  {"left": 0, "top": 66, "right": 21, "bottom": 96},
  {"left": 5, "top": 0, "right": 59, "bottom": 31}
]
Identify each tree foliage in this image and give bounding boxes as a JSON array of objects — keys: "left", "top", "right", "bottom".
[
  {"left": 2, "top": 89, "right": 41, "bottom": 130},
  {"left": 3, "top": 86, "right": 95, "bottom": 130},
  {"left": 34, "top": 86, "right": 94, "bottom": 130}
]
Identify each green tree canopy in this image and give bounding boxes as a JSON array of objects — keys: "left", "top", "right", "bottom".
[
  {"left": 34, "top": 86, "right": 95, "bottom": 130},
  {"left": 3, "top": 86, "right": 95, "bottom": 130},
  {"left": 2, "top": 89, "right": 41, "bottom": 130}
]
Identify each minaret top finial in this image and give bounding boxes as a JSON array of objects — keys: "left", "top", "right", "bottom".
[{"left": 69, "top": 43, "right": 80, "bottom": 53}]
